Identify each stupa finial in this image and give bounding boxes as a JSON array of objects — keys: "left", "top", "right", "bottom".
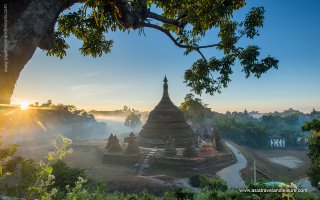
[{"left": 164, "top": 75, "right": 168, "bottom": 83}]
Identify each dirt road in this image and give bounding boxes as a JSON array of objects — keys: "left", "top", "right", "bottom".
[{"left": 216, "top": 142, "right": 247, "bottom": 188}]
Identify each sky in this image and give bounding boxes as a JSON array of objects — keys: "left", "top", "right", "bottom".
[{"left": 13, "top": 0, "right": 320, "bottom": 113}]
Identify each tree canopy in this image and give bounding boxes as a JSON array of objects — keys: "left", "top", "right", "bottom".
[
  {"left": 0, "top": 0, "right": 278, "bottom": 105},
  {"left": 302, "top": 120, "right": 320, "bottom": 190},
  {"left": 179, "top": 93, "right": 212, "bottom": 124},
  {"left": 51, "top": 0, "right": 278, "bottom": 95},
  {"left": 124, "top": 111, "right": 142, "bottom": 132}
]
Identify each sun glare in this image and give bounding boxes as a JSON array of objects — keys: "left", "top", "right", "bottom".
[{"left": 20, "top": 102, "right": 30, "bottom": 110}]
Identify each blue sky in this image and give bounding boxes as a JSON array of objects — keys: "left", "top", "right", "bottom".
[{"left": 13, "top": 0, "right": 320, "bottom": 113}]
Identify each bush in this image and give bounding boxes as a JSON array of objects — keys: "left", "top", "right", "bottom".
[
  {"left": 199, "top": 176, "right": 228, "bottom": 192},
  {"left": 51, "top": 160, "right": 86, "bottom": 192},
  {"left": 189, "top": 175, "right": 201, "bottom": 188},
  {"left": 308, "top": 159, "right": 320, "bottom": 190}
]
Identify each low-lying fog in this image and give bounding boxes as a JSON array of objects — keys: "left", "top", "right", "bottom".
[
  {"left": 0, "top": 113, "right": 145, "bottom": 163},
  {"left": 1, "top": 113, "right": 144, "bottom": 148},
  {"left": 94, "top": 115, "right": 144, "bottom": 140}
]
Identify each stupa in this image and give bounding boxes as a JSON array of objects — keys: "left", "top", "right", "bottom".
[
  {"left": 199, "top": 142, "right": 215, "bottom": 158},
  {"left": 138, "top": 76, "right": 195, "bottom": 147}
]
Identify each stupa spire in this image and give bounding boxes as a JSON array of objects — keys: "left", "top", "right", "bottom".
[
  {"left": 164, "top": 75, "right": 168, "bottom": 83},
  {"left": 161, "top": 75, "right": 170, "bottom": 102}
]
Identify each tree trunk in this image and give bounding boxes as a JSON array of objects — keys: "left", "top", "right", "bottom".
[
  {"left": 0, "top": 72, "right": 19, "bottom": 104},
  {"left": 0, "top": 0, "right": 74, "bottom": 105}
]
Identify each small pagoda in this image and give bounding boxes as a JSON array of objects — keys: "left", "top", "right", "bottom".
[
  {"left": 126, "top": 132, "right": 140, "bottom": 154},
  {"left": 106, "top": 134, "right": 122, "bottom": 153},
  {"left": 183, "top": 137, "right": 198, "bottom": 158},
  {"left": 138, "top": 76, "right": 196, "bottom": 147},
  {"left": 199, "top": 142, "right": 215, "bottom": 158}
]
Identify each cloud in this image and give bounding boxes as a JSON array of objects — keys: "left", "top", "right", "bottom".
[{"left": 69, "top": 84, "right": 128, "bottom": 99}]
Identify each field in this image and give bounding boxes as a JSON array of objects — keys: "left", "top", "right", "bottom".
[
  {"left": 6, "top": 137, "right": 171, "bottom": 195},
  {"left": 9, "top": 137, "right": 238, "bottom": 194},
  {"left": 5, "top": 130, "right": 311, "bottom": 195},
  {"left": 229, "top": 141, "right": 311, "bottom": 183}
]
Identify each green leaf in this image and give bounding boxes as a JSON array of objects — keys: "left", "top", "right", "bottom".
[{"left": 45, "top": 166, "right": 53, "bottom": 174}]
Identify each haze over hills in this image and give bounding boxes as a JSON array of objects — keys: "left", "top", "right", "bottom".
[
  {"left": 1, "top": 99, "right": 319, "bottom": 197},
  {"left": 4, "top": 101, "right": 317, "bottom": 153}
]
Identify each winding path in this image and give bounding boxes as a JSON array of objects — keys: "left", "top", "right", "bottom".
[{"left": 216, "top": 142, "right": 247, "bottom": 188}]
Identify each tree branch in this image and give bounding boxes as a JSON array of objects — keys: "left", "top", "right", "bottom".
[
  {"left": 142, "top": 22, "right": 220, "bottom": 62},
  {"left": 147, "top": 11, "right": 180, "bottom": 27},
  {"left": 142, "top": 22, "right": 220, "bottom": 50},
  {"left": 177, "top": 8, "right": 188, "bottom": 21},
  {"left": 196, "top": 49, "right": 207, "bottom": 62}
]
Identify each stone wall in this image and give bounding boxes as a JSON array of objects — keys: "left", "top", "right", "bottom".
[
  {"left": 153, "top": 152, "right": 235, "bottom": 170},
  {"left": 103, "top": 153, "right": 143, "bottom": 165}
]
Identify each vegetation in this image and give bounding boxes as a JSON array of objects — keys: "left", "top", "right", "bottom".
[
  {"left": 1, "top": 157, "right": 37, "bottom": 197},
  {"left": 25, "top": 100, "right": 107, "bottom": 139},
  {"left": 0, "top": 137, "right": 25, "bottom": 194},
  {"left": 1, "top": 129, "right": 319, "bottom": 199},
  {"left": 213, "top": 112, "right": 270, "bottom": 148},
  {"left": 302, "top": 119, "right": 320, "bottom": 190},
  {"left": 52, "top": 0, "right": 279, "bottom": 96},
  {"left": 2, "top": 0, "right": 278, "bottom": 105},
  {"left": 90, "top": 105, "right": 142, "bottom": 116},
  {"left": 51, "top": 160, "right": 86, "bottom": 192},
  {"left": 124, "top": 111, "right": 142, "bottom": 132},
  {"left": 179, "top": 93, "right": 212, "bottom": 129},
  {"left": 179, "top": 94, "right": 320, "bottom": 149},
  {"left": 32, "top": 100, "right": 96, "bottom": 123},
  {"left": 214, "top": 132, "right": 226, "bottom": 152},
  {"left": 0, "top": 135, "right": 74, "bottom": 199}
]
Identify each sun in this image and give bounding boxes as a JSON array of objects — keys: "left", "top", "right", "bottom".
[{"left": 20, "top": 102, "right": 30, "bottom": 110}]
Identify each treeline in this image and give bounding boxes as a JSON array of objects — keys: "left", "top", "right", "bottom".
[
  {"left": 31, "top": 100, "right": 107, "bottom": 139},
  {"left": 90, "top": 105, "right": 148, "bottom": 119},
  {"left": 213, "top": 113, "right": 269, "bottom": 148},
  {"left": 33, "top": 100, "right": 96, "bottom": 123},
  {"left": 179, "top": 93, "right": 320, "bottom": 148}
]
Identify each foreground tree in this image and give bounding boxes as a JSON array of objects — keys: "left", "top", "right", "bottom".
[
  {"left": 302, "top": 120, "right": 320, "bottom": 190},
  {"left": 0, "top": 0, "right": 278, "bottom": 104}
]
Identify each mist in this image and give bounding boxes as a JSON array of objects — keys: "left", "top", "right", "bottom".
[{"left": 94, "top": 115, "right": 144, "bottom": 140}]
